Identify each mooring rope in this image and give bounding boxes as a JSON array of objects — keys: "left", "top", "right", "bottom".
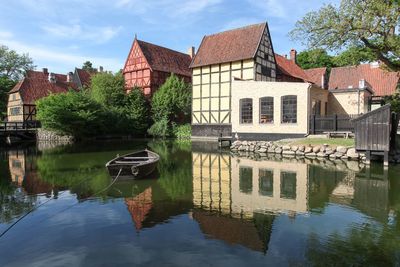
[{"left": 0, "top": 168, "right": 123, "bottom": 239}]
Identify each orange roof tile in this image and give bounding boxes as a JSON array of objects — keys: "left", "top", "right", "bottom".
[
  {"left": 275, "top": 54, "right": 311, "bottom": 82},
  {"left": 190, "top": 22, "right": 266, "bottom": 68},
  {"left": 305, "top": 67, "right": 327, "bottom": 88},
  {"left": 329, "top": 64, "right": 399, "bottom": 96}
]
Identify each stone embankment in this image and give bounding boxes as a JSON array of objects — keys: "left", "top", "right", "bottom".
[
  {"left": 37, "top": 129, "right": 74, "bottom": 142},
  {"left": 230, "top": 140, "right": 400, "bottom": 164}
]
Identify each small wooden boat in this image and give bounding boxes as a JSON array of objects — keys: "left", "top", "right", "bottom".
[{"left": 106, "top": 149, "right": 159, "bottom": 179}]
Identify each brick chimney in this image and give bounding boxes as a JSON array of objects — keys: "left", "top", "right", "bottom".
[
  {"left": 67, "top": 72, "right": 74, "bottom": 83},
  {"left": 48, "top": 72, "right": 56, "bottom": 83},
  {"left": 290, "top": 49, "right": 297, "bottom": 63},
  {"left": 42, "top": 68, "right": 48, "bottom": 74},
  {"left": 99, "top": 66, "right": 104, "bottom": 72},
  {"left": 187, "top": 46, "right": 195, "bottom": 58}
]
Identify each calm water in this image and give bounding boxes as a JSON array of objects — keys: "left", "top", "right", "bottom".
[{"left": 0, "top": 140, "right": 400, "bottom": 267}]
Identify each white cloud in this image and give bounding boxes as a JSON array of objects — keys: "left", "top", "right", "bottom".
[
  {"left": 246, "top": 0, "right": 287, "bottom": 19},
  {"left": 41, "top": 23, "right": 122, "bottom": 44},
  {"left": 0, "top": 37, "right": 123, "bottom": 73},
  {"left": 0, "top": 31, "right": 13, "bottom": 39}
]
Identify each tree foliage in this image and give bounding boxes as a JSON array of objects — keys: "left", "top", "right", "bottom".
[
  {"left": 151, "top": 74, "right": 191, "bottom": 122},
  {"left": 0, "top": 76, "right": 16, "bottom": 120},
  {"left": 90, "top": 72, "right": 125, "bottom": 108},
  {"left": 297, "top": 49, "right": 335, "bottom": 70},
  {"left": 0, "top": 45, "right": 35, "bottom": 80},
  {"left": 290, "top": 0, "right": 400, "bottom": 71},
  {"left": 332, "top": 46, "right": 377, "bottom": 67},
  {"left": 82, "top": 61, "right": 95, "bottom": 73}
]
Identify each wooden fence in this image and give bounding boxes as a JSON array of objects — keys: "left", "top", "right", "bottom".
[
  {"left": 0, "top": 121, "right": 41, "bottom": 133},
  {"left": 309, "top": 114, "right": 360, "bottom": 134}
]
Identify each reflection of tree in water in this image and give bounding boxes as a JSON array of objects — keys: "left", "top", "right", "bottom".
[
  {"left": 148, "top": 140, "right": 193, "bottom": 200},
  {"left": 305, "top": 223, "right": 400, "bottom": 266}
]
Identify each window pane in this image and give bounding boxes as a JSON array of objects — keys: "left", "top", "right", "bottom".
[
  {"left": 281, "top": 95, "right": 297, "bottom": 123},
  {"left": 240, "top": 98, "right": 253, "bottom": 123},
  {"left": 239, "top": 167, "right": 253, "bottom": 194},
  {"left": 280, "top": 172, "right": 296, "bottom": 199},
  {"left": 260, "top": 97, "right": 274, "bottom": 123},
  {"left": 259, "top": 169, "right": 273, "bottom": 196}
]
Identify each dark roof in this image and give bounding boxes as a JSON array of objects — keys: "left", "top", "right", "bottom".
[
  {"left": 190, "top": 22, "right": 266, "bottom": 68},
  {"left": 329, "top": 63, "right": 399, "bottom": 96},
  {"left": 275, "top": 54, "right": 311, "bottom": 82},
  {"left": 134, "top": 39, "right": 192, "bottom": 77},
  {"left": 304, "top": 67, "right": 327, "bottom": 88},
  {"left": 9, "top": 70, "right": 78, "bottom": 104}
]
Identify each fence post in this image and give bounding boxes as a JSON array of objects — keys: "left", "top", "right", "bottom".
[
  {"left": 311, "top": 115, "right": 315, "bottom": 134},
  {"left": 334, "top": 114, "right": 338, "bottom": 131}
]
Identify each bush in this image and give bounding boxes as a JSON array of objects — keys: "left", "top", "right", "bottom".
[
  {"left": 124, "top": 87, "right": 150, "bottom": 134},
  {"left": 151, "top": 74, "right": 191, "bottom": 122},
  {"left": 147, "top": 118, "right": 170, "bottom": 138},
  {"left": 172, "top": 123, "right": 191, "bottom": 139},
  {"left": 36, "top": 90, "right": 105, "bottom": 138},
  {"left": 90, "top": 72, "right": 125, "bottom": 107}
]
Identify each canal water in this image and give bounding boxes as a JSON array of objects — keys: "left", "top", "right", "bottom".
[{"left": 0, "top": 140, "right": 399, "bottom": 266}]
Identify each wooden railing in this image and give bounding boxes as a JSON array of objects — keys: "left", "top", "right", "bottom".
[
  {"left": 309, "top": 114, "right": 360, "bottom": 134},
  {"left": 0, "top": 121, "right": 41, "bottom": 132}
]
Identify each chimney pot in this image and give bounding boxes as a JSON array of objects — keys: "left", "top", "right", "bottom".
[
  {"left": 359, "top": 79, "right": 365, "bottom": 89},
  {"left": 290, "top": 49, "right": 297, "bottom": 63},
  {"left": 187, "top": 46, "right": 195, "bottom": 58}
]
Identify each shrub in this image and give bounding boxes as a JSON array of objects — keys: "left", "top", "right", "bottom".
[
  {"left": 147, "top": 118, "right": 170, "bottom": 138},
  {"left": 90, "top": 72, "right": 125, "bottom": 107},
  {"left": 36, "top": 90, "right": 105, "bottom": 138},
  {"left": 172, "top": 123, "right": 191, "bottom": 139},
  {"left": 124, "top": 87, "right": 150, "bottom": 135}
]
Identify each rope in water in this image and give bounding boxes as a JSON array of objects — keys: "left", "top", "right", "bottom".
[{"left": 0, "top": 168, "right": 123, "bottom": 239}]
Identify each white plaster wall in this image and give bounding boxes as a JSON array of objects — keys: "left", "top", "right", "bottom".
[{"left": 231, "top": 81, "right": 311, "bottom": 134}]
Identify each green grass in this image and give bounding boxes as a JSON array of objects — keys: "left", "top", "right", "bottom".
[{"left": 276, "top": 138, "right": 355, "bottom": 147}]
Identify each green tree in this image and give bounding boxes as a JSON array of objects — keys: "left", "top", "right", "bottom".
[
  {"left": 82, "top": 61, "right": 95, "bottom": 72},
  {"left": 333, "top": 46, "right": 377, "bottom": 67},
  {"left": 151, "top": 74, "right": 191, "bottom": 122},
  {"left": 36, "top": 90, "right": 105, "bottom": 139},
  {"left": 290, "top": 0, "right": 400, "bottom": 71},
  {"left": 89, "top": 72, "right": 125, "bottom": 108},
  {"left": 0, "top": 45, "right": 35, "bottom": 80},
  {"left": 0, "top": 76, "right": 16, "bottom": 119},
  {"left": 124, "top": 87, "right": 149, "bottom": 134},
  {"left": 296, "top": 49, "right": 334, "bottom": 70}
]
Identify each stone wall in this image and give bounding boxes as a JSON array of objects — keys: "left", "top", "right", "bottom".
[
  {"left": 37, "top": 129, "right": 73, "bottom": 142},
  {"left": 230, "top": 140, "right": 400, "bottom": 164}
]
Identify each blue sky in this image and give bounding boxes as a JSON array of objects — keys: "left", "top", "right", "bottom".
[{"left": 0, "top": 0, "right": 339, "bottom": 74}]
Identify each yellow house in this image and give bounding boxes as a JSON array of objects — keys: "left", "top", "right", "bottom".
[{"left": 190, "top": 22, "right": 278, "bottom": 138}]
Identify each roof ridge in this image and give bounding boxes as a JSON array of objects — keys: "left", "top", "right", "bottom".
[
  {"left": 137, "top": 39, "right": 190, "bottom": 58},
  {"left": 205, "top": 22, "right": 266, "bottom": 38}
]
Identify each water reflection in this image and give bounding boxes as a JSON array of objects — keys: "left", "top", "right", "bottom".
[{"left": 0, "top": 142, "right": 400, "bottom": 266}]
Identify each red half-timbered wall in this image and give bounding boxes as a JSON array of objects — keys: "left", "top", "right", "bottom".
[{"left": 123, "top": 41, "right": 152, "bottom": 95}]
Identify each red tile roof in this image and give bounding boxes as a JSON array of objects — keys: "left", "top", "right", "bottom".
[
  {"left": 190, "top": 22, "right": 266, "bottom": 68},
  {"left": 275, "top": 54, "right": 311, "bottom": 82},
  {"left": 136, "top": 39, "right": 192, "bottom": 77},
  {"left": 304, "top": 67, "right": 326, "bottom": 88},
  {"left": 329, "top": 64, "right": 400, "bottom": 96},
  {"left": 9, "top": 70, "right": 78, "bottom": 104},
  {"left": 76, "top": 68, "right": 92, "bottom": 87}
]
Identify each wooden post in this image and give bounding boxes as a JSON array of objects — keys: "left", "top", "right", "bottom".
[
  {"left": 365, "top": 150, "right": 371, "bottom": 165},
  {"left": 311, "top": 115, "right": 315, "bottom": 134},
  {"left": 334, "top": 114, "right": 338, "bottom": 131},
  {"left": 384, "top": 151, "right": 389, "bottom": 167}
]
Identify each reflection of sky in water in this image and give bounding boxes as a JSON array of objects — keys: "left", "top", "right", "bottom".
[{"left": 0, "top": 141, "right": 399, "bottom": 266}]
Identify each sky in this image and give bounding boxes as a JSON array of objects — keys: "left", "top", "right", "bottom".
[{"left": 0, "top": 0, "right": 340, "bottom": 74}]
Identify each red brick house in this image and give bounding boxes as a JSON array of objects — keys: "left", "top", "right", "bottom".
[{"left": 123, "top": 37, "right": 192, "bottom": 96}]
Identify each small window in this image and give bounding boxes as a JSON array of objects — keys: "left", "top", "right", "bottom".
[
  {"left": 12, "top": 94, "right": 16, "bottom": 101},
  {"left": 10, "top": 107, "right": 21, "bottom": 116},
  {"left": 239, "top": 167, "right": 253, "bottom": 194},
  {"left": 281, "top": 95, "right": 297, "bottom": 123},
  {"left": 280, "top": 171, "right": 297, "bottom": 199},
  {"left": 259, "top": 169, "right": 273, "bottom": 196},
  {"left": 240, "top": 98, "right": 253, "bottom": 124},
  {"left": 260, "top": 97, "right": 274, "bottom": 123}
]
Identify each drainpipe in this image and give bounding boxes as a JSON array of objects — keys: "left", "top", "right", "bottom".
[{"left": 358, "top": 88, "right": 361, "bottom": 115}]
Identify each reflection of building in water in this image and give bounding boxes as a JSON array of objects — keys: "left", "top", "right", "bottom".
[
  {"left": 8, "top": 148, "right": 55, "bottom": 195},
  {"left": 125, "top": 187, "right": 153, "bottom": 231},
  {"left": 193, "top": 152, "right": 309, "bottom": 218}
]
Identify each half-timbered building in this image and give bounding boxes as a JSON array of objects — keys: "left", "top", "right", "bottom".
[
  {"left": 189, "top": 22, "right": 278, "bottom": 137},
  {"left": 6, "top": 68, "right": 89, "bottom": 122},
  {"left": 123, "top": 37, "right": 192, "bottom": 96}
]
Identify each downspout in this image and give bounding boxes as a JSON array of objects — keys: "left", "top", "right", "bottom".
[{"left": 358, "top": 88, "right": 361, "bottom": 115}]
